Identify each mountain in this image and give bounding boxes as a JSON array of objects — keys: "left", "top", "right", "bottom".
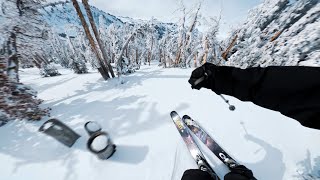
[
  {"left": 40, "top": 1, "right": 177, "bottom": 38},
  {"left": 40, "top": 1, "right": 123, "bottom": 34},
  {"left": 118, "top": 16, "right": 178, "bottom": 38}
]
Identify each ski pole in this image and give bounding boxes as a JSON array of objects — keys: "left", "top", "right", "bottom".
[
  {"left": 193, "top": 75, "right": 236, "bottom": 111},
  {"left": 219, "top": 95, "right": 236, "bottom": 111}
]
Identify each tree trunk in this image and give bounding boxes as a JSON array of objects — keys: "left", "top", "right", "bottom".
[
  {"left": 82, "top": 0, "right": 115, "bottom": 78},
  {"left": 135, "top": 48, "right": 139, "bottom": 65},
  {"left": 159, "top": 48, "right": 162, "bottom": 63},
  {"left": 270, "top": 30, "right": 282, "bottom": 42},
  {"left": 175, "top": 48, "right": 182, "bottom": 66},
  {"left": 222, "top": 35, "right": 238, "bottom": 61},
  {"left": 202, "top": 37, "right": 209, "bottom": 64},
  {"left": 150, "top": 36, "right": 154, "bottom": 66},
  {"left": 194, "top": 53, "right": 197, "bottom": 67},
  {"left": 125, "top": 46, "right": 128, "bottom": 58},
  {"left": 116, "top": 29, "right": 138, "bottom": 76},
  {"left": 186, "top": 3, "right": 201, "bottom": 43},
  {"left": 7, "top": 32, "right": 19, "bottom": 83},
  {"left": 148, "top": 52, "right": 151, "bottom": 66},
  {"left": 71, "top": 0, "right": 109, "bottom": 80},
  {"left": 163, "top": 49, "right": 166, "bottom": 68}
]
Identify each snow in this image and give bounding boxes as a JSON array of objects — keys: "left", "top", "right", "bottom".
[
  {"left": 90, "top": 135, "right": 109, "bottom": 152},
  {"left": 224, "top": 0, "right": 320, "bottom": 67},
  {"left": 86, "top": 121, "right": 101, "bottom": 133},
  {"left": 1, "top": 64, "right": 320, "bottom": 180},
  {"left": 42, "top": 122, "right": 54, "bottom": 130}
]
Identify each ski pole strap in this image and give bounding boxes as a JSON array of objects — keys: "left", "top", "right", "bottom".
[
  {"left": 229, "top": 165, "right": 257, "bottom": 180},
  {"left": 192, "top": 67, "right": 210, "bottom": 88},
  {"left": 193, "top": 76, "right": 205, "bottom": 87}
]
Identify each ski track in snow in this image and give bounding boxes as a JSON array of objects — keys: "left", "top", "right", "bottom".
[{"left": 1, "top": 64, "right": 320, "bottom": 180}]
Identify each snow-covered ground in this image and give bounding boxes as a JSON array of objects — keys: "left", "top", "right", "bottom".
[{"left": 1, "top": 64, "right": 320, "bottom": 180}]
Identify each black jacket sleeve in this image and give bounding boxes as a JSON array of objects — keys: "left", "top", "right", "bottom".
[{"left": 210, "top": 65, "right": 320, "bottom": 130}]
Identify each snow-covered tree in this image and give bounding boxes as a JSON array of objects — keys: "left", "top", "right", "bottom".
[
  {"left": 48, "top": 29, "right": 70, "bottom": 68},
  {"left": 0, "top": 0, "right": 50, "bottom": 124},
  {"left": 64, "top": 26, "right": 88, "bottom": 74},
  {"left": 115, "top": 24, "right": 144, "bottom": 75},
  {"left": 222, "top": 0, "right": 320, "bottom": 67},
  {"left": 1, "top": 0, "right": 60, "bottom": 77},
  {"left": 145, "top": 18, "right": 159, "bottom": 66},
  {"left": 197, "top": 15, "right": 221, "bottom": 65},
  {"left": 0, "top": 47, "right": 50, "bottom": 125},
  {"left": 174, "top": 1, "right": 202, "bottom": 67}
]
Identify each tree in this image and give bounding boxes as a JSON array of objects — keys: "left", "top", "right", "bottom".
[
  {"left": 222, "top": 0, "right": 319, "bottom": 67},
  {"left": 174, "top": 1, "right": 202, "bottom": 67},
  {"left": 82, "top": 0, "right": 115, "bottom": 77},
  {"left": 115, "top": 25, "right": 143, "bottom": 75},
  {"left": 1, "top": 0, "right": 60, "bottom": 78},
  {"left": 71, "top": 0, "right": 110, "bottom": 80},
  {"left": 65, "top": 29, "right": 88, "bottom": 74},
  {"left": 199, "top": 15, "right": 221, "bottom": 64},
  {"left": 0, "top": 0, "right": 50, "bottom": 124},
  {"left": 146, "top": 18, "right": 158, "bottom": 66}
]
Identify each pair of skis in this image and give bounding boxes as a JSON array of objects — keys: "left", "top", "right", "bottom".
[{"left": 170, "top": 111, "right": 256, "bottom": 180}]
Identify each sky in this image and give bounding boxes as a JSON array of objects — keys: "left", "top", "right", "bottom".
[{"left": 49, "top": 0, "right": 263, "bottom": 39}]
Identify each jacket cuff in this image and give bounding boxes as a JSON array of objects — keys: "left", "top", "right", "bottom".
[{"left": 212, "top": 66, "right": 234, "bottom": 96}]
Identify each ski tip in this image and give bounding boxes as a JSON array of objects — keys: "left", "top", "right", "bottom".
[
  {"left": 182, "top": 115, "right": 192, "bottom": 120},
  {"left": 170, "top": 111, "right": 178, "bottom": 117}
]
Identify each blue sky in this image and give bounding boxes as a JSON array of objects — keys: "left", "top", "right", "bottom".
[{"left": 49, "top": 0, "right": 262, "bottom": 39}]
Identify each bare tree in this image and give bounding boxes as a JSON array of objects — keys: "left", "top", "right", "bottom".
[
  {"left": 175, "top": 1, "right": 202, "bottom": 67},
  {"left": 82, "top": 0, "right": 115, "bottom": 78},
  {"left": 174, "top": 0, "right": 186, "bottom": 67},
  {"left": 222, "top": 34, "right": 238, "bottom": 61},
  {"left": 115, "top": 26, "right": 142, "bottom": 75},
  {"left": 71, "top": 0, "right": 110, "bottom": 80}
]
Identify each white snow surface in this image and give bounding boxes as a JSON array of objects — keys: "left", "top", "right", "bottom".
[
  {"left": 86, "top": 121, "right": 101, "bottom": 132},
  {"left": 91, "top": 135, "right": 109, "bottom": 152},
  {"left": 1, "top": 64, "right": 320, "bottom": 180}
]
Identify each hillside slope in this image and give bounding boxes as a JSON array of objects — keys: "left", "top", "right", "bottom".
[
  {"left": 0, "top": 64, "right": 319, "bottom": 180},
  {"left": 222, "top": 0, "right": 319, "bottom": 67}
]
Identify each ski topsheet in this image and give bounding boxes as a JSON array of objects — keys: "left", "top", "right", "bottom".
[
  {"left": 170, "top": 111, "right": 220, "bottom": 179},
  {"left": 182, "top": 114, "right": 257, "bottom": 180},
  {"left": 182, "top": 115, "right": 239, "bottom": 169}
]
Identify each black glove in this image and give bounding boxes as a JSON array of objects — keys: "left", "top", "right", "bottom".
[
  {"left": 181, "top": 169, "right": 215, "bottom": 180},
  {"left": 188, "top": 63, "right": 216, "bottom": 90},
  {"left": 224, "top": 165, "right": 256, "bottom": 180}
]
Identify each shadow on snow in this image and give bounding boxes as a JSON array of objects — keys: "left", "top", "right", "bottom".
[{"left": 0, "top": 66, "right": 190, "bottom": 179}]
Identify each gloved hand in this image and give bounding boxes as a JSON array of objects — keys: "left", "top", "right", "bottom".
[
  {"left": 181, "top": 169, "right": 213, "bottom": 180},
  {"left": 224, "top": 165, "right": 256, "bottom": 180},
  {"left": 188, "top": 63, "right": 216, "bottom": 90}
]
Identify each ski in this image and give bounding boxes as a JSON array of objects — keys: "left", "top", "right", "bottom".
[
  {"left": 170, "top": 111, "right": 220, "bottom": 180},
  {"left": 182, "top": 114, "right": 239, "bottom": 169},
  {"left": 182, "top": 115, "right": 257, "bottom": 180}
]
